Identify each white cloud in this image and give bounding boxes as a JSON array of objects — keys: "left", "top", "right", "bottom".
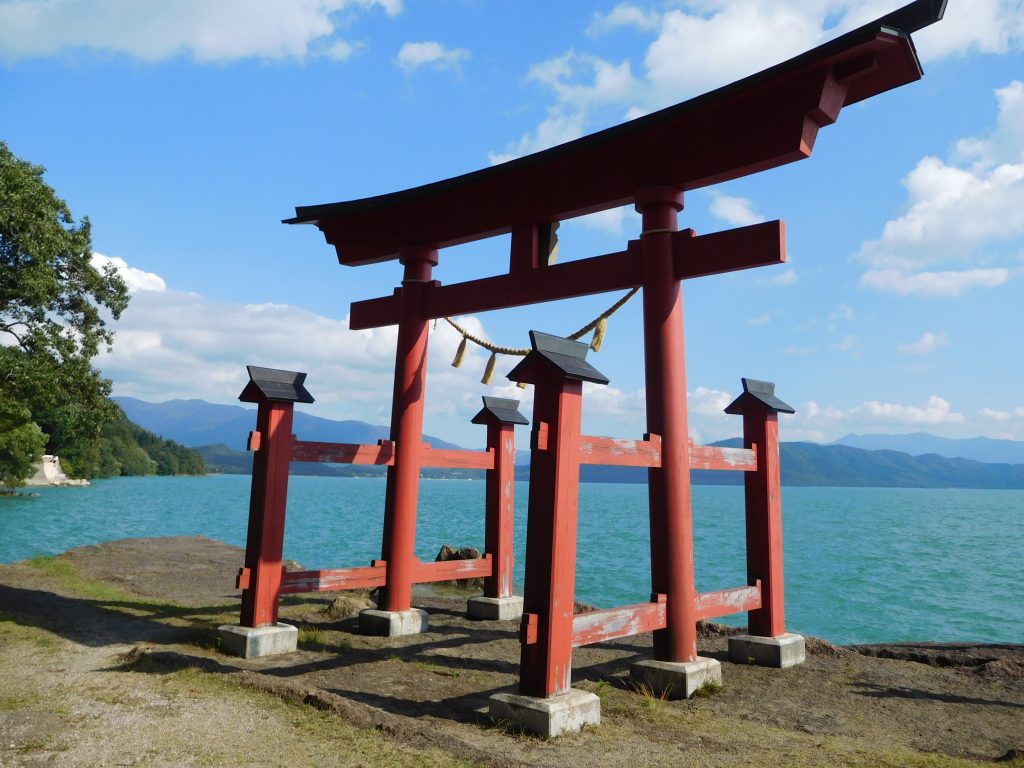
[
  {"left": 488, "top": 111, "right": 586, "bottom": 165},
  {"left": 797, "top": 394, "right": 965, "bottom": 436},
  {"left": 853, "top": 395, "right": 964, "bottom": 426},
  {"left": 396, "top": 40, "right": 470, "bottom": 72},
  {"left": 804, "top": 400, "right": 844, "bottom": 423},
  {"left": 898, "top": 331, "right": 949, "bottom": 355},
  {"left": 979, "top": 407, "right": 1013, "bottom": 421},
  {"left": 746, "top": 313, "right": 773, "bottom": 327},
  {"left": 709, "top": 193, "right": 766, "bottom": 227},
  {"left": 489, "top": 52, "right": 637, "bottom": 162},
  {"left": 859, "top": 80, "right": 1024, "bottom": 296},
  {"left": 685, "top": 387, "right": 729, "bottom": 417},
  {"left": 587, "top": 4, "right": 661, "bottom": 36},
  {"left": 913, "top": 0, "right": 1024, "bottom": 61},
  {"left": 766, "top": 267, "right": 799, "bottom": 286},
  {"left": 91, "top": 252, "right": 166, "bottom": 293},
  {"left": 0, "top": 0, "right": 399, "bottom": 62},
  {"left": 94, "top": 257, "right": 516, "bottom": 442},
  {"left": 859, "top": 268, "right": 1011, "bottom": 296},
  {"left": 643, "top": 3, "right": 823, "bottom": 100},
  {"left": 572, "top": 205, "right": 640, "bottom": 237},
  {"left": 326, "top": 39, "right": 360, "bottom": 61}
]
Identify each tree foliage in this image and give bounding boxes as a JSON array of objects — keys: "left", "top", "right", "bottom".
[
  {"left": 0, "top": 141, "right": 129, "bottom": 481},
  {"left": 0, "top": 390, "right": 47, "bottom": 487},
  {"left": 97, "top": 407, "right": 206, "bottom": 478}
]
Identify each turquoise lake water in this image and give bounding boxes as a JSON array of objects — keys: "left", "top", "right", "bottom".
[{"left": 1, "top": 475, "right": 1020, "bottom": 645}]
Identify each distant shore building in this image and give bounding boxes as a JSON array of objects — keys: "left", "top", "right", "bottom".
[{"left": 24, "top": 455, "right": 89, "bottom": 487}]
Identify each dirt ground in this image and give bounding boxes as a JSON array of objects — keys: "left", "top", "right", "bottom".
[{"left": 1, "top": 536, "right": 1022, "bottom": 767}]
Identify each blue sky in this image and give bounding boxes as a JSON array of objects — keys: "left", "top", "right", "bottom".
[{"left": 2, "top": 0, "right": 1023, "bottom": 447}]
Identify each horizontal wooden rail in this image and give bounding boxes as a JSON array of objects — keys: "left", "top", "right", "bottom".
[
  {"left": 420, "top": 445, "right": 495, "bottom": 470},
  {"left": 414, "top": 555, "right": 492, "bottom": 584},
  {"left": 689, "top": 441, "right": 757, "bottom": 471},
  {"left": 694, "top": 582, "right": 762, "bottom": 621},
  {"left": 279, "top": 562, "right": 388, "bottom": 594},
  {"left": 291, "top": 440, "right": 395, "bottom": 465},
  {"left": 579, "top": 434, "right": 662, "bottom": 467},
  {"left": 572, "top": 596, "right": 668, "bottom": 647},
  {"left": 574, "top": 434, "right": 756, "bottom": 472}
]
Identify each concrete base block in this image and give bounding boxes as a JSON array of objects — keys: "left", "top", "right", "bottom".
[
  {"left": 216, "top": 623, "right": 297, "bottom": 658},
  {"left": 729, "top": 633, "right": 806, "bottom": 668},
  {"left": 489, "top": 689, "right": 600, "bottom": 737},
  {"left": 467, "top": 595, "right": 524, "bottom": 621},
  {"left": 630, "top": 657, "right": 722, "bottom": 700},
  {"left": 359, "top": 608, "right": 429, "bottom": 637}
]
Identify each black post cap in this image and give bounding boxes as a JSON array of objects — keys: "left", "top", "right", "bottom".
[
  {"left": 238, "top": 365, "right": 315, "bottom": 404},
  {"left": 724, "top": 378, "right": 795, "bottom": 415},
  {"left": 506, "top": 331, "right": 610, "bottom": 385},
  {"left": 471, "top": 396, "right": 529, "bottom": 426}
]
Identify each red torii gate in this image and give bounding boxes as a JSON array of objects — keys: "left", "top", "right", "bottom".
[{"left": 221, "top": 0, "right": 943, "bottom": 737}]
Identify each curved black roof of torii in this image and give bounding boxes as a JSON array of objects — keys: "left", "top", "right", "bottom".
[{"left": 286, "top": 0, "right": 946, "bottom": 266}]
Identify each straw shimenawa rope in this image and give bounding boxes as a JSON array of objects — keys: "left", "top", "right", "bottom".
[{"left": 444, "top": 286, "right": 639, "bottom": 385}]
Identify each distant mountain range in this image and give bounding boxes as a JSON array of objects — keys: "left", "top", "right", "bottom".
[
  {"left": 832, "top": 432, "right": 1024, "bottom": 465},
  {"left": 114, "top": 397, "right": 460, "bottom": 452},
  {"left": 116, "top": 397, "right": 1024, "bottom": 490}
]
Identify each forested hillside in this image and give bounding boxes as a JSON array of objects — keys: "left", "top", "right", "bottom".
[{"left": 96, "top": 407, "right": 205, "bottom": 477}]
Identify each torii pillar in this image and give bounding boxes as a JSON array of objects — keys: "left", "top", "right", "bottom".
[{"left": 360, "top": 246, "right": 438, "bottom": 637}]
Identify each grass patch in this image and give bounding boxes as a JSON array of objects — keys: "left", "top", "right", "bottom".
[
  {"left": 486, "top": 717, "right": 533, "bottom": 739},
  {"left": 694, "top": 678, "right": 723, "bottom": 697},
  {"left": 23, "top": 555, "right": 133, "bottom": 602},
  {"left": 160, "top": 666, "right": 479, "bottom": 767},
  {"left": 0, "top": 690, "right": 36, "bottom": 711},
  {"left": 18, "top": 557, "right": 242, "bottom": 651},
  {"left": 626, "top": 678, "right": 673, "bottom": 715},
  {"left": 0, "top": 614, "right": 65, "bottom": 651},
  {"left": 298, "top": 624, "right": 325, "bottom": 646}
]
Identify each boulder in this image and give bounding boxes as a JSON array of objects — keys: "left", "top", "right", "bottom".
[{"left": 434, "top": 543, "right": 485, "bottom": 589}]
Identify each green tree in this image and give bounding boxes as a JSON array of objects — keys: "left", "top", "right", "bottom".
[
  {"left": 0, "top": 141, "right": 129, "bottom": 481},
  {"left": 0, "top": 390, "right": 47, "bottom": 487}
]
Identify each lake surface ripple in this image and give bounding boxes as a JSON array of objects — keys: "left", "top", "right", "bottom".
[{"left": 1, "top": 476, "right": 1020, "bottom": 645}]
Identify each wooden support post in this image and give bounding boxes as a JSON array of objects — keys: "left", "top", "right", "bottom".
[
  {"left": 742, "top": 406, "right": 786, "bottom": 636},
  {"left": 379, "top": 246, "right": 438, "bottom": 614},
  {"left": 725, "top": 379, "right": 795, "bottom": 637},
  {"left": 485, "top": 421, "right": 517, "bottom": 598},
  {"left": 235, "top": 366, "right": 313, "bottom": 630},
  {"left": 240, "top": 400, "right": 295, "bottom": 627},
  {"left": 468, "top": 398, "right": 527, "bottom": 621},
  {"left": 508, "top": 333, "right": 608, "bottom": 699},
  {"left": 470, "top": 397, "right": 528, "bottom": 600},
  {"left": 519, "top": 376, "right": 582, "bottom": 697},
  {"left": 636, "top": 185, "right": 699, "bottom": 664}
]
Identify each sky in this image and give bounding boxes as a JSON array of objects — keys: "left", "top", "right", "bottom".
[{"left": 2, "top": 0, "right": 1023, "bottom": 448}]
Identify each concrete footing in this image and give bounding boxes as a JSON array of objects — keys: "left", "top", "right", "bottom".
[
  {"left": 729, "top": 632, "right": 806, "bottom": 668},
  {"left": 467, "top": 595, "right": 524, "bottom": 621},
  {"left": 217, "top": 622, "right": 297, "bottom": 658},
  {"left": 489, "top": 689, "right": 600, "bottom": 737},
  {"left": 359, "top": 608, "right": 429, "bottom": 637},
  {"left": 630, "top": 657, "right": 722, "bottom": 699}
]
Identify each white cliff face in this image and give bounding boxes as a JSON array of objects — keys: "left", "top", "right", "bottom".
[{"left": 24, "top": 456, "right": 90, "bottom": 487}]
